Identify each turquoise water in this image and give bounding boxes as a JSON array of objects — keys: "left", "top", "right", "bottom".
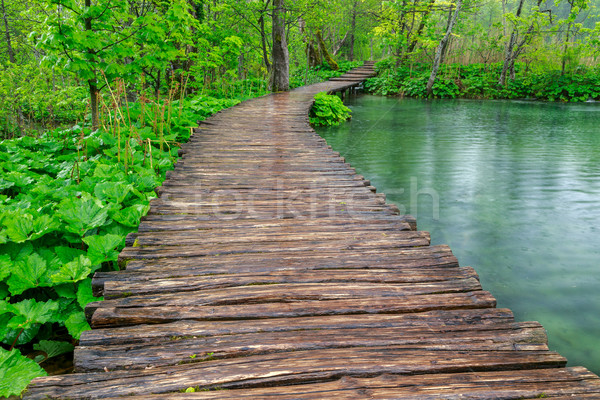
[{"left": 317, "top": 95, "right": 600, "bottom": 373}]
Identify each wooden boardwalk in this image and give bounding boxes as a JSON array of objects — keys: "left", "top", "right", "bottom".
[{"left": 25, "top": 63, "right": 600, "bottom": 399}]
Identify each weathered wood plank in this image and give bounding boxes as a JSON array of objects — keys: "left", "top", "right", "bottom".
[
  {"left": 89, "top": 291, "right": 497, "bottom": 327},
  {"left": 92, "top": 368, "right": 600, "bottom": 400},
  {"left": 99, "top": 267, "right": 479, "bottom": 298},
  {"left": 25, "top": 348, "right": 567, "bottom": 399},
  {"left": 79, "top": 308, "right": 516, "bottom": 346},
  {"left": 75, "top": 321, "right": 548, "bottom": 371}
]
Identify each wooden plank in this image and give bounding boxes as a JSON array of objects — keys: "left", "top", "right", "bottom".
[
  {"left": 100, "top": 267, "right": 479, "bottom": 298},
  {"left": 116, "top": 233, "right": 430, "bottom": 262},
  {"left": 74, "top": 321, "right": 548, "bottom": 371},
  {"left": 25, "top": 348, "right": 567, "bottom": 399},
  {"left": 91, "top": 368, "right": 600, "bottom": 400},
  {"left": 89, "top": 291, "right": 497, "bottom": 328},
  {"left": 79, "top": 308, "right": 516, "bottom": 346}
]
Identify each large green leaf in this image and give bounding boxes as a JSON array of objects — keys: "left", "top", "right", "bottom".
[
  {"left": 65, "top": 311, "right": 91, "bottom": 340},
  {"left": 0, "top": 254, "right": 11, "bottom": 281},
  {"left": 4, "top": 212, "right": 34, "bottom": 243},
  {"left": 111, "top": 203, "right": 149, "bottom": 227},
  {"left": 6, "top": 253, "right": 50, "bottom": 296},
  {"left": 6, "top": 299, "right": 60, "bottom": 331},
  {"left": 33, "top": 340, "right": 74, "bottom": 359},
  {"left": 76, "top": 278, "right": 102, "bottom": 308},
  {"left": 83, "top": 233, "right": 124, "bottom": 265},
  {"left": 0, "top": 348, "right": 47, "bottom": 398},
  {"left": 94, "top": 181, "right": 133, "bottom": 204},
  {"left": 50, "top": 255, "right": 93, "bottom": 284},
  {"left": 56, "top": 197, "right": 109, "bottom": 236}
]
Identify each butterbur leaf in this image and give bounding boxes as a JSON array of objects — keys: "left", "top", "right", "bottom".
[
  {"left": 54, "top": 246, "right": 86, "bottom": 264},
  {"left": 94, "top": 181, "right": 133, "bottom": 204},
  {"left": 51, "top": 255, "right": 92, "bottom": 284},
  {"left": 76, "top": 278, "right": 102, "bottom": 308},
  {"left": 4, "top": 212, "right": 34, "bottom": 243},
  {"left": 7, "top": 253, "right": 50, "bottom": 295},
  {"left": 0, "top": 348, "right": 47, "bottom": 398},
  {"left": 7, "top": 299, "right": 60, "bottom": 330},
  {"left": 0, "top": 313, "right": 11, "bottom": 342},
  {"left": 53, "top": 283, "right": 77, "bottom": 299},
  {"left": 3, "top": 324, "right": 40, "bottom": 346},
  {"left": 30, "top": 214, "right": 61, "bottom": 241},
  {"left": 0, "top": 254, "right": 10, "bottom": 281},
  {"left": 65, "top": 311, "right": 91, "bottom": 339},
  {"left": 83, "top": 233, "right": 123, "bottom": 265},
  {"left": 111, "top": 204, "right": 149, "bottom": 227},
  {"left": 33, "top": 340, "right": 74, "bottom": 359},
  {"left": 56, "top": 197, "right": 109, "bottom": 236}
]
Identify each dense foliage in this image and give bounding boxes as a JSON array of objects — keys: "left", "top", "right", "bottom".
[
  {"left": 366, "top": 61, "right": 600, "bottom": 101},
  {"left": 309, "top": 92, "right": 353, "bottom": 126}
]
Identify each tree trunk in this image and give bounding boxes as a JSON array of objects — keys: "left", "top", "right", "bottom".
[
  {"left": 426, "top": 0, "right": 463, "bottom": 95},
  {"left": 89, "top": 80, "right": 100, "bottom": 130},
  {"left": 1, "top": 0, "right": 15, "bottom": 63},
  {"left": 498, "top": 0, "right": 531, "bottom": 86},
  {"left": 349, "top": 0, "right": 357, "bottom": 61},
  {"left": 259, "top": 14, "right": 271, "bottom": 73},
  {"left": 561, "top": 21, "right": 572, "bottom": 75},
  {"left": 84, "top": 0, "right": 100, "bottom": 130},
  {"left": 316, "top": 29, "right": 338, "bottom": 70},
  {"left": 270, "top": 0, "right": 289, "bottom": 91}
]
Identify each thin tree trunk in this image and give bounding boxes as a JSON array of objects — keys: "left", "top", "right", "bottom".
[
  {"left": 426, "top": 0, "right": 463, "bottom": 95},
  {"left": 498, "top": 0, "right": 527, "bottom": 86},
  {"left": 561, "top": 21, "right": 572, "bottom": 75},
  {"left": 316, "top": 29, "right": 338, "bottom": 70},
  {"left": 259, "top": 14, "right": 271, "bottom": 73},
  {"left": 270, "top": 0, "right": 289, "bottom": 91},
  {"left": 84, "top": 0, "right": 100, "bottom": 130},
  {"left": 89, "top": 80, "right": 100, "bottom": 130},
  {"left": 349, "top": 0, "right": 357, "bottom": 61},
  {"left": 2, "top": 0, "right": 15, "bottom": 63}
]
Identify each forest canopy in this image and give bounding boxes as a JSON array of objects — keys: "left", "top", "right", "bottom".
[{"left": 1, "top": 0, "right": 599, "bottom": 136}]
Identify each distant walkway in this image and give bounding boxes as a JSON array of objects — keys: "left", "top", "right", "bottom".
[{"left": 25, "top": 63, "right": 600, "bottom": 399}]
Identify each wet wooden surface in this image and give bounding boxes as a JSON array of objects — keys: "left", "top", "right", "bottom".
[{"left": 25, "top": 62, "right": 600, "bottom": 399}]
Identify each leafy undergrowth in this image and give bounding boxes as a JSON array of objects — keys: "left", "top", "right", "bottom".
[
  {"left": 0, "top": 91, "right": 244, "bottom": 397},
  {"left": 366, "top": 59, "right": 600, "bottom": 101},
  {"left": 309, "top": 92, "right": 352, "bottom": 127}
]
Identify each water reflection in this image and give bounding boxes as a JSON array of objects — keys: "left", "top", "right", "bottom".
[{"left": 317, "top": 95, "right": 600, "bottom": 373}]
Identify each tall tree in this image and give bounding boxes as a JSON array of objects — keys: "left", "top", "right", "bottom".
[
  {"left": 39, "top": 0, "right": 195, "bottom": 129},
  {"left": 1, "top": 0, "right": 15, "bottom": 63},
  {"left": 426, "top": 0, "right": 463, "bottom": 95},
  {"left": 271, "top": 0, "right": 289, "bottom": 91},
  {"left": 498, "top": 0, "right": 546, "bottom": 86}
]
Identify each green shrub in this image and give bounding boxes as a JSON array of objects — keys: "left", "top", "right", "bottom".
[
  {"left": 365, "top": 61, "right": 600, "bottom": 102},
  {"left": 309, "top": 92, "right": 352, "bottom": 127}
]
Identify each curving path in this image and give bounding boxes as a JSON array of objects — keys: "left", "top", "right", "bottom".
[{"left": 25, "top": 63, "right": 600, "bottom": 399}]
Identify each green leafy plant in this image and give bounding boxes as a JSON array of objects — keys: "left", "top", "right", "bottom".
[{"left": 309, "top": 92, "right": 352, "bottom": 127}]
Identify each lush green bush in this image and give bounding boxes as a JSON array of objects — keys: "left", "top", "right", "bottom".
[
  {"left": 366, "top": 60, "right": 600, "bottom": 102},
  {"left": 0, "top": 91, "right": 242, "bottom": 397},
  {"left": 309, "top": 92, "right": 352, "bottom": 127}
]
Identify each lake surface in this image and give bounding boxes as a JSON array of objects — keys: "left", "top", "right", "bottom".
[{"left": 316, "top": 95, "right": 600, "bottom": 373}]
